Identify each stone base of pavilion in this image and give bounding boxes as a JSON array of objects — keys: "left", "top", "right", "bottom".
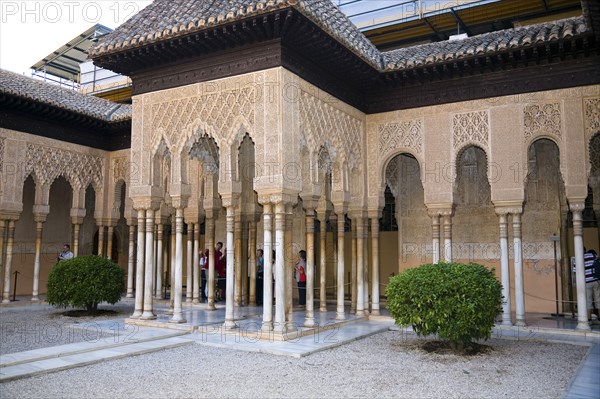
[{"left": 124, "top": 302, "right": 369, "bottom": 341}]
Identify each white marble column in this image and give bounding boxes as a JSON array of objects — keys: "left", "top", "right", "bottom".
[
  {"left": 106, "top": 225, "right": 114, "bottom": 260},
  {"left": 1, "top": 220, "right": 15, "bottom": 303},
  {"left": 512, "top": 211, "right": 526, "bottom": 326},
  {"left": 234, "top": 215, "right": 242, "bottom": 306},
  {"left": 97, "top": 224, "right": 105, "bottom": 257},
  {"left": 571, "top": 203, "right": 590, "bottom": 330},
  {"left": 336, "top": 213, "right": 346, "bottom": 320},
  {"left": 274, "top": 202, "right": 287, "bottom": 332},
  {"left": 168, "top": 222, "right": 176, "bottom": 315},
  {"left": 442, "top": 211, "right": 453, "bottom": 262},
  {"left": 370, "top": 216, "right": 380, "bottom": 315},
  {"left": 319, "top": 213, "right": 327, "bottom": 312},
  {"left": 0, "top": 221, "right": 4, "bottom": 297},
  {"left": 304, "top": 209, "right": 316, "bottom": 327},
  {"left": 262, "top": 203, "right": 274, "bottom": 331},
  {"left": 249, "top": 219, "right": 257, "bottom": 305},
  {"left": 355, "top": 216, "right": 365, "bottom": 316},
  {"left": 131, "top": 211, "right": 145, "bottom": 318},
  {"left": 285, "top": 204, "right": 294, "bottom": 328},
  {"left": 351, "top": 222, "right": 357, "bottom": 314},
  {"left": 429, "top": 212, "right": 440, "bottom": 264},
  {"left": 141, "top": 210, "right": 156, "bottom": 320},
  {"left": 31, "top": 214, "right": 47, "bottom": 301},
  {"left": 126, "top": 223, "right": 135, "bottom": 298},
  {"left": 224, "top": 206, "right": 236, "bottom": 329},
  {"left": 206, "top": 213, "right": 216, "bottom": 311},
  {"left": 496, "top": 210, "right": 512, "bottom": 325},
  {"left": 186, "top": 222, "right": 193, "bottom": 303},
  {"left": 72, "top": 223, "right": 81, "bottom": 257},
  {"left": 171, "top": 207, "right": 186, "bottom": 323},
  {"left": 155, "top": 220, "right": 164, "bottom": 299},
  {"left": 362, "top": 217, "right": 369, "bottom": 315},
  {"left": 193, "top": 222, "right": 200, "bottom": 304}
]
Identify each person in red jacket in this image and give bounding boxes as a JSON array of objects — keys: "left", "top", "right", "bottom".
[{"left": 295, "top": 250, "right": 307, "bottom": 307}]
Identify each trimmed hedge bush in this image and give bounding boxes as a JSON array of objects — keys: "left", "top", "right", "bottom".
[
  {"left": 46, "top": 255, "right": 125, "bottom": 312},
  {"left": 386, "top": 262, "right": 502, "bottom": 349}
]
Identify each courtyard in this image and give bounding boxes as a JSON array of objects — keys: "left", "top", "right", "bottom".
[{"left": 1, "top": 300, "right": 598, "bottom": 398}]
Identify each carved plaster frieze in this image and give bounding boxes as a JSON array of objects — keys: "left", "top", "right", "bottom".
[
  {"left": 25, "top": 143, "right": 104, "bottom": 189},
  {"left": 299, "top": 91, "right": 363, "bottom": 165},
  {"left": 112, "top": 156, "right": 129, "bottom": 183},
  {"left": 378, "top": 119, "right": 423, "bottom": 157},
  {"left": 523, "top": 102, "right": 562, "bottom": 140},
  {"left": 584, "top": 97, "right": 600, "bottom": 140},
  {"left": 0, "top": 137, "right": 4, "bottom": 174},
  {"left": 452, "top": 110, "right": 489, "bottom": 149},
  {"left": 150, "top": 84, "right": 256, "bottom": 152}
]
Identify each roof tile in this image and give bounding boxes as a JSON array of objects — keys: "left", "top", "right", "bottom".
[{"left": 0, "top": 69, "right": 131, "bottom": 123}]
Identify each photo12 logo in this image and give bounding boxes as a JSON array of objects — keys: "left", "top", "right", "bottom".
[{"left": 1, "top": 1, "right": 151, "bottom": 24}]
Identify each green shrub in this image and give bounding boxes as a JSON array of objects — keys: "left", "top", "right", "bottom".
[
  {"left": 386, "top": 262, "right": 502, "bottom": 349},
  {"left": 46, "top": 255, "right": 125, "bottom": 312}
]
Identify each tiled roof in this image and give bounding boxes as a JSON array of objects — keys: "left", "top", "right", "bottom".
[
  {"left": 382, "top": 17, "right": 588, "bottom": 71},
  {"left": 89, "top": 0, "right": 382, "bottom": 69},
  {"left": 0, "top": 69, "right": 131, "bottom": 123},
  {"left": 90, "top": 1, "right": 591, "bottom": 74}
]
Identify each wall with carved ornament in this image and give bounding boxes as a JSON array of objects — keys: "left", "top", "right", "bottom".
[{"left": 0, "top": 128, "right": 129, "bottom": 296}]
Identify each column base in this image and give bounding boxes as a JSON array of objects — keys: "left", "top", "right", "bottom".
[
  {"left": 169, "top": 315, "right": 187, "bottom": 324},
  {"left": 206, "top": 303, "right": 216, "bottom": 311},
  {"left": 303, "top": 317, "right": 316, "bottom": 328},
  {"left": 31, "top": 296, "right": 39, "bottom": 302},
  {"left": 371, "top": 308, "right": 380, "bottom": 316},
  {"left": 261, "top": 322, "right": 273, "bottom": 333},
  {"left": 223, "top": 320, "right": 237, "bottom": 330},
  {"left": 140, "top": 312, "right": 157, "bottom": 320},
  {"left": 320, "top": 306, "right": 327, "bottom": 312},
  {"left": 185, "top": 298, "right": 192, "bottom": 303},
  {"left": 576, "top": 321, "right": 591, "bottom": 331},
  {"left": 336, "top": 312, "right": 346, "bottom": 320},
  {"left": 130, "top": 310, "right": 143, "bottom": 319},
  {"left": 192, "top": 299, "right": 200, "bottom": 305},
  {"left": 514, "top": 319, "right": 526, "bottom": 327},
  {"left": 126, "top": 293, "right": 134, "bottom": 298}
]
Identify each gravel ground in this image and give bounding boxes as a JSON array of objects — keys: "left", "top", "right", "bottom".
[
  {"left": 0, "top": 303, "right": 134, "bottom": 355},
  {"left": 0, "top": 303, "right": 590, "bottom": 399}
]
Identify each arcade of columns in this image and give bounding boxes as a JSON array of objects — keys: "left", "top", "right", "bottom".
[{"left": 0, "top": 69, "right": 599, "bottom": 333}]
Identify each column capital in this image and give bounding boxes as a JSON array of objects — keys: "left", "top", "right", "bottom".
[
  {"left": 568, "top": 200, "right": 586, "bottom": 213},
  {"left": 367, "top": 209, "right": 382, "bottom": 219},
  {"left": 132, "top": 197, "right": 161, "bottom": 211},
  {"left": 220, "top": 191, "right": 241, "bottom": 209},
  {"left": 257, "top": 190, "right": 297, "bottom": 207},
  {"left": 171, "top": 196, "right": 189, "bottom": 210},
  {"left": 332, "top": 201, "right": 348, "bottom": 216},
  {"left": 348, "top": 206, "right": 365, "bottom": 218},
  {"left": 426, "top": 204, "right": 454, "bottom": 217},
  {"left": 299, "top": 194, "right": 319, "bottom": 212}
]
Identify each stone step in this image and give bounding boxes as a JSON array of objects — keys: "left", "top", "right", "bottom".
[
  {"left": 1, "top": 323, "right": 188, "bottom": 368},
  {"left": 0, "top": 335, "right": 193, "bottom": 382}
]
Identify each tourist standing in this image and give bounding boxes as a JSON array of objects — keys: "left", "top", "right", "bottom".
[{"left": 295, "top": 250, "right": 307, "bottom": 307}]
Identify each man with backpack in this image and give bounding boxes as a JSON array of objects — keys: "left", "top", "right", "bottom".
[{"left": 584, "top": 249, "right": 600, "bottom": 323}]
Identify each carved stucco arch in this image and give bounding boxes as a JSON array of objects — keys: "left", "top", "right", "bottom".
[
  {"left": 524, "top": 135, "right": 566, "bottom": 187},
  {"left": 453, "top": 143, "right": 491, "bottom": 192},
  {"left": 379, "top": 149, "right": 424, "bottom": 198},
  {"left": 586, "top": 131, "right": 600, "bottom": 180}
]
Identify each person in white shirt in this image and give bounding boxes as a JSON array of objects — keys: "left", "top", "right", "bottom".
[{"left": 58, "top": 244, "right": 74, "bottom": 261}]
